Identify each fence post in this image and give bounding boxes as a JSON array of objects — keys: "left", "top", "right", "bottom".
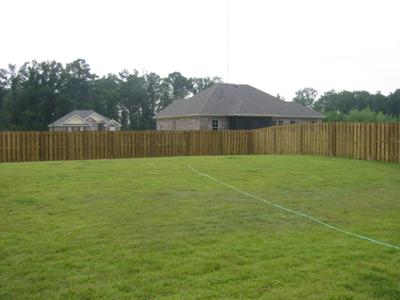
[
  {"left": 331, "top": 123, "right": 336, "bottom": 157},
  {"left": 300, "top": 124, "right": 303, "bottom": 154}
]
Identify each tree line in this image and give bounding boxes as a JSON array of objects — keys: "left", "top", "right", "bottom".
[
  {"left": 1, "top": 59, "right": 399, "bottom": 131},
  {"left": 293, "top": 87, "right": 400, "bottom": 122},
  {"left": 0, "top": 59, "right": 221, "bottom": 130}
]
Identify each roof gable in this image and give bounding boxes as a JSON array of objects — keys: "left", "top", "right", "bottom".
[
  {"left": 63, "top": 115, "right": 91, "bottom": 125},
  {"left": 105, "top": 119, "right": 121, "bottom": 126},
  {"left": 86, "top": 112, "right": 108, "bottom": 123}
]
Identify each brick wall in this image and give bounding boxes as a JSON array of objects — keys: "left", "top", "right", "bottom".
[
  {"left": 156, "top": 116, "right": 321, "bottom": 131},
  {"left": 156, "top": 117, "right": 200, "bottom": 130},
  {"left": 156, "top": 116, "right": 229, "bottom": 131}
]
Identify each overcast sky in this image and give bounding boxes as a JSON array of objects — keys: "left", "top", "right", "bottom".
[{"left": 2, "top": 0, "right": 400, "bottom": 100}]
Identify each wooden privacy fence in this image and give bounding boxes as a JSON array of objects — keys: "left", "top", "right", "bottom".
[
  {"left": 0, "top": 130, "right": 254, "bottom": 162},
  {"left": 0, "top": 123, "right": 399, "bottom": 163},
  {"left": 253, "top": 123, "right": 400, "bottom": 162}
]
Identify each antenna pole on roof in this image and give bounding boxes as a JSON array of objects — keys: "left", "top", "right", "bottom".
[{"left": 226, "top": 0, "right": 230, "bottom": 83}]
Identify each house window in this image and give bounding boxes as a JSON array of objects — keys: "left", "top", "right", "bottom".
[
  {"left": 212, "top": 119, "right": 219, "bottom": 131},
  {"left": 278, "top": 120, "right": 283, "bottom": 126},
  {"left": 272, "top": 120, "right": 277, "bottom": 126},
  {"left": 97, "top": 124, "right": 106, "bottom": 131},
  {"left": 290, "top": 120, "right": 295, "bottom": 124}
]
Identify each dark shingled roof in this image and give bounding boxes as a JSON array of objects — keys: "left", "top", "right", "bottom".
[
  {"left": 49, "top": 110, "right": 112, "bottom": 127},
  {"left": 154, "top": 83, "right": 324, "bottom": 119}
]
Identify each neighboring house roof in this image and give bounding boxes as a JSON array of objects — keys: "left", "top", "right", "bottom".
[
  {"left": 48, "top": 110, "right": 120, "bottom": 127},
  {"left": 154, "top": 83, "right": 324, "bottom": 119}
]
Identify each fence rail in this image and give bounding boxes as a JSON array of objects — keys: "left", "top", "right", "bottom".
[{"left": 0, "top": 123, "right": 399, "bottom": 163}]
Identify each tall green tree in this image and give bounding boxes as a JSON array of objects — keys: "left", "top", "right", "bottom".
[
  {"left": 0, "top": 59, "right": 221, "bottom": 130},
  {"left": 313, "top": 90, "right": 394, "bottom": 116},
  {"left": 158, "top": 80, "right": 173, "bottom": 111},
  {"left": 0, "top": 68, "right": 10, "bottom": 129},
  {"left": 293, "top": 87, "right": 318, "bottom": 108},
  {"left": 165, "top": 72, "right": 192, "bottom": 100},
  {"left": 386, "top": 89, "right": 400, "bottom": 116},
  {"left": 37, "top": 61, "right": 66, "bottom": 126},
  {"left": 190, "top": 76, "right": 221, "bottom": 95},
  {"left": 8, "top": 61, "right": 49, "bottom": 130},
  {"left": 63, "top": 59, "right": 96, "bottom": 111},
  {"left": 143, "top": 72, "right": 161, "bottom": 129},
  {"left": 119, "top": 70, "right": 147, "bottom": 130},
  {"left": 92, "top": 74, "right": 121, "bottom": 121}
]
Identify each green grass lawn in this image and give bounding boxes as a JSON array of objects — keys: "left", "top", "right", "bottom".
[{"left": 1, "top": 155, "right": 399, "bottom": 299}]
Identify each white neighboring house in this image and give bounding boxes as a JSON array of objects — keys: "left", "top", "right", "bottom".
[{"left": 48, "top": 110, "right": 121, "bottom": 132}]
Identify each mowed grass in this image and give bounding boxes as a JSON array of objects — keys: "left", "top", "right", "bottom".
[{"left": 0, "top": 155, "right": 400, "bottom": 299}]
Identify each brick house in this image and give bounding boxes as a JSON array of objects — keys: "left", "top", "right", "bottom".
[{"left": 154, "top": 83, "right": 324, "bottom": 130}]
